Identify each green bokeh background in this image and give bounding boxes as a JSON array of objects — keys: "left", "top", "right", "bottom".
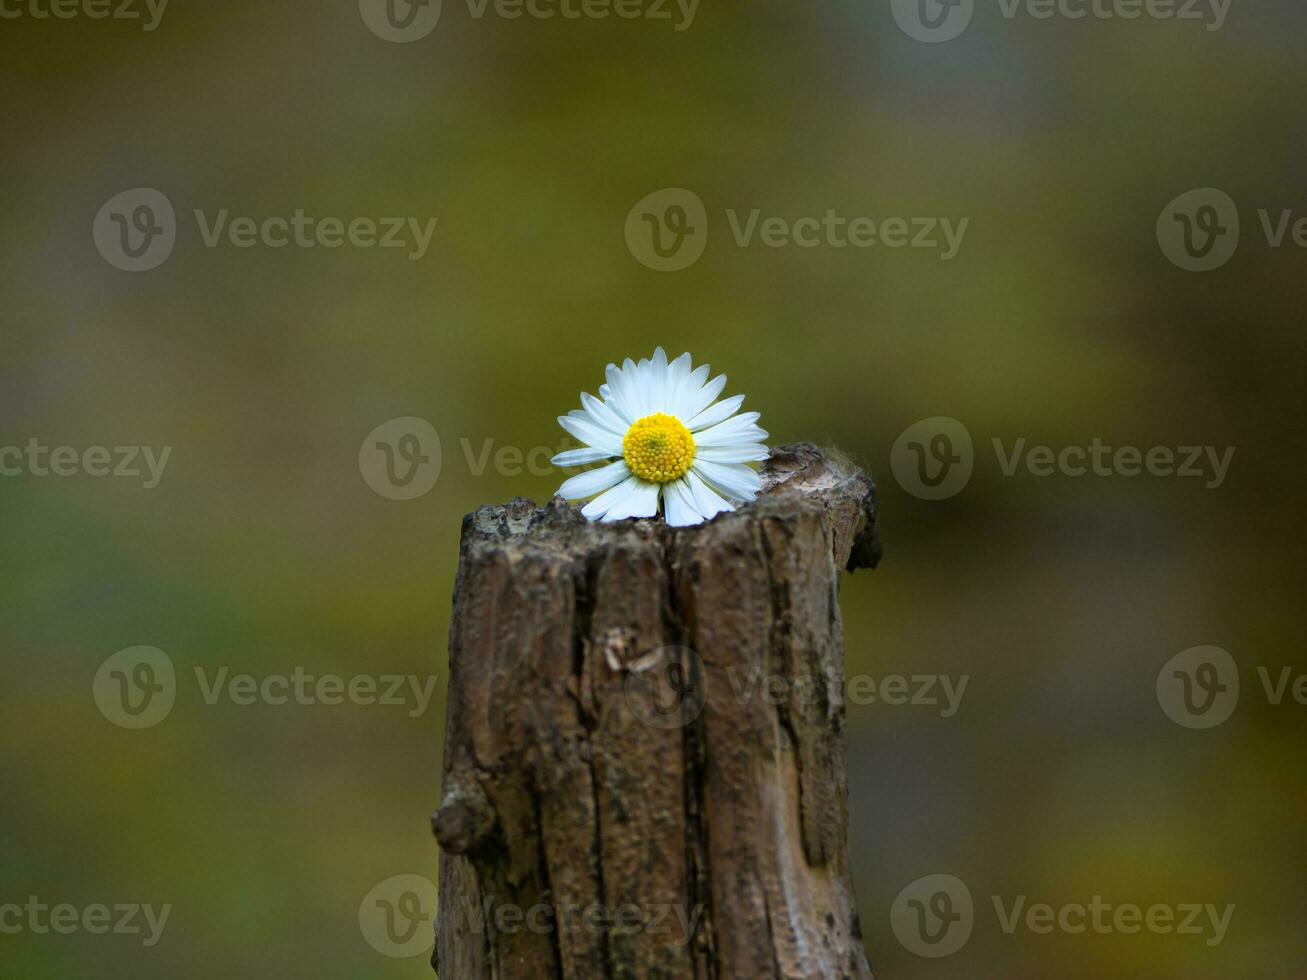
[{"left": 2, "top": 1, "right": 1305, "bottom": 977}]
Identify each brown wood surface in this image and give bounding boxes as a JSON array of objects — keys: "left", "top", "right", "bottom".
[{"left": 432, "top": 443, "right": 882, "bottom": 979}]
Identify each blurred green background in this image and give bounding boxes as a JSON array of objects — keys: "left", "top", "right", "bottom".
[{"left": 2, "top": 0, "right": 1305, "bottom": 977}]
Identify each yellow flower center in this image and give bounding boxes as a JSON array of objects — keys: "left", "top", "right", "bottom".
[{"left": 623, "top": 413, "right": 695, "bottom": 484}]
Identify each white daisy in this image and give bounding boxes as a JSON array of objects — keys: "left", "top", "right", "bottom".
[{"left": 551, "top": 348, "right": 769, "bottom": 526}]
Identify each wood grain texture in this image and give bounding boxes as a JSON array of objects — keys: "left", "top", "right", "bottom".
[{"left": 433, "top": 444, "right": 882, "bottom": 979}]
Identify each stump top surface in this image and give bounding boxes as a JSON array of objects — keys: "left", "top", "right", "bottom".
[{"left": 462, "top": 443, "right": 882, "bottom": 571}]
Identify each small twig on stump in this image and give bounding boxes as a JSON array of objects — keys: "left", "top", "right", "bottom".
[{"left": 433, "top": 443, "right": 882, "bottom": 979}]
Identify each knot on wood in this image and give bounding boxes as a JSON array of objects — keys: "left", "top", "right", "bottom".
[{"left": 431, "top": 779, "right": 494, "bottom": 856}]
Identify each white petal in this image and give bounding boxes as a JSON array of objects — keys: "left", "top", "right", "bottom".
[
  {"left": 699, "top": 426, "right": 767, "bottom": 448},
  {"left": 686, "top": 394, "right": 745, "bottom": 432},
  {"left": 691, "top": 459, "right": 761, "bottom": 502},
  {"left": 623, "top": 358, "right": 649, "bottom": 418},
  {"left": 695, "top": 443, "right": 770, "bottom": 463},
  {"left": 678, "top": 373, "right": 728, "bottom": 422},
  {"left": 582, "top": 475, "right": 639, "bottom": 521},
  {"left": 664, "top": 353, "right": 693, "bottom": 420},
  {"left": 666, "top": 352, "right": 692, "bottom": 410},
  {"left": 598, "top": 380, "right": 629, "bottom": 423},
  {"left": 650, "top": 347, "right": 670, "bottom": 412},
  {"left": 580, "top": 392, "right": 627, "bottom": 435},
  {"left": 601, "top": 479, "right": 660, "bottom": 522},
  {"left": 639, "top": 357, "right": 658, "bottom": 415},
  {"left": 684, "top": 470, "right": 735, "bottom": 519},
  {"left": 552, "top": 447, "right": 617, "bottom": 467},
  {"left": 692, "top": 412, "right": 768, "bottom": 448},
  {"left": 663, "top": 478, "right": 704, "bottom": 526},
  {"left": 671, "top": 364, "right": 710, "bottom": 419},
  {"left": 639, "top": 359, "right": 656, "bottom": 417},
  {"left": 557, "top": 460, "right": 629, "bottom": 500},
  {"left": 558, "top": 415, "right": 623, "bottom": 456},
  {"left": 637, "top": 357, "right": 656, "bottom": 418},
  {"left": 605, "top": 363, "right": 639, "bottom": 424}
]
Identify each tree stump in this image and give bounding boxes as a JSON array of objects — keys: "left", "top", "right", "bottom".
[{"left": 432, "top": 443, "right": 882, "bottom": 979}]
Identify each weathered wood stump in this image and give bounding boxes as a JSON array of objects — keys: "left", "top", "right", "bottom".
[{"left": 432, "top": 444, "right": 882, "bottom": 979}]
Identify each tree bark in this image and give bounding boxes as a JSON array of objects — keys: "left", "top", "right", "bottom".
[{"left": 432, "top": 443, "right": 882, "bottom": 979}]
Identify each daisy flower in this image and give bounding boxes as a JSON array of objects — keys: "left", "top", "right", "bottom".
[{"left": 551, "top": 348, "right": 769, "bottom": 526}]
